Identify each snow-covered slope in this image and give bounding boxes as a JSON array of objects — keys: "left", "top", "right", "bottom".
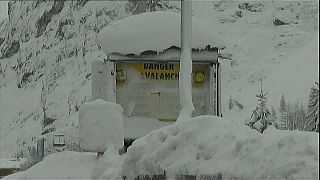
[{"left": 0, "top": 0, "right": 319, "bottom": 159}]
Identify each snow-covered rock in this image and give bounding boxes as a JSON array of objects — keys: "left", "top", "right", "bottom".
[{"left": 79, "top": 99, "right": 124, "bottom": 152}]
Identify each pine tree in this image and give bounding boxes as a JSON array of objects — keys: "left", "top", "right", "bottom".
[
  {"left": 278, "top": 94, "right": 289, "bottom": 129},
  {"left": 246, "top": 80, "right": 273, "bottom": 133},
  {"left": 271, "top": 106, "right": 278, "bottom": 128},
  {"left": 305, "top": 82, "right": 319, "bottom": 132},
  {"left": 40, "top": 80, "right": 48, "bottom": 132},
  {"left": 228, "top": 96, "right": 233, "bottom": 110},
  {"left": 271, "top": 106, "right": 277, "bottom": 119},
  {"left": 279, "top": 94, "right": 287, "bottom": 113}
]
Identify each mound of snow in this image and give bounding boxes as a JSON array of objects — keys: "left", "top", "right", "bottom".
[
  {"left": 93, "top": 115, "right": 319, "bottom": 179},
  {"left": 3, "top": 151, "right": 97, "bottom": 179},
  {"left": 0, "top": 158, "right": 28, "bottom": 169},
  {"left": 79, "top": 99, "right": 124, "bottom": 152},
  {"left": 96, "top": 11, "right": 225, "bottom": 56}
]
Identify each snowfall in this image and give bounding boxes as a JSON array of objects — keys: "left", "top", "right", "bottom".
[{"left": 0, "top": 1, "right": 319, "bottom": 180}]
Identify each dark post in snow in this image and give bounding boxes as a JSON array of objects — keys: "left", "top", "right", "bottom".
[{"left": 178, "top": 0, "right": 194, "bottom": 121}]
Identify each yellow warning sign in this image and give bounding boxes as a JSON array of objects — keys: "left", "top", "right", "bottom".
[{"left": 131, "top": 63, "right": 180, "bottom": 80}]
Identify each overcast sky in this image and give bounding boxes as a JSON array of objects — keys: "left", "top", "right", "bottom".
[{"left": 0, "top": 1, "right": 8, "bottom": 22}]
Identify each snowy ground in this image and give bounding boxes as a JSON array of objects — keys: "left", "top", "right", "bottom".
[
  {"left": 4, "top": 116, "right": 318, "bottom": 179},
  {"left": 0, "top": 158, "right": 27, "bottom": 169},
  {"left": 93, "top": 116, "right": 319, "bottom": 179},
  {"left": 3, "top": 151, "right": 97, "bottom": 179}
]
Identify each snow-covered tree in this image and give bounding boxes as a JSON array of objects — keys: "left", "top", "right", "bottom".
[
  {"left": 305, "top": 82, "right": 319, "bottom": 132},
  {"left": 277, "top": 94, "right": 290, "bottom": 130},
  {"left": 271, "top": 106, "right": 276, "bottom": 119},
  {"left": 40, "top": 80, "right": 48, "bottom": 131},
  {"left": 228, "top": 96, "right": 233, "bottom": 110},
  {"left": 246, "top": 80, "right": 273, "bottom": 133},
  {"left": 279, "top": 94, "right": 287, "bottom": 113}
]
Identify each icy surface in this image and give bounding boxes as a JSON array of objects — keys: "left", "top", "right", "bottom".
[
  {"left": 3, "top": 151, "right": 96, "bottom": 179},
  {"left": 79, "top": 99, "right": 124, "bottom": 152},
  {"left": 96, "top": 11, "right": 225, "bottom": 56},
  {"left": 93, "top": 116, "right": 319, "bottom": 179}
]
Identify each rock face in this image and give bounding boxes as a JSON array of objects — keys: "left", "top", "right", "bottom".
[
  {"left": 36, "top": 0, "right": 65, "bottom": 37},
  {"left": 0, "top": 40, "right": 20, "bottom": 59},
  {"left": 238, "top": 2, "right": 264, "bottom": 12}
]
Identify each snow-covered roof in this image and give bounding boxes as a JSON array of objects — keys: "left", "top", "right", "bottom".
[
  {"left": 107, "top": 48, "right": 219, "bottom": 63},
  {"left": 96, "top": 11, "right": 226, "bottom": 56}
]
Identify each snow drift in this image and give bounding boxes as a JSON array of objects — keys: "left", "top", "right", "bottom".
[
  {"left": 3, "top": 151, "right": 97, "bottom": 179},
  {"left": 93, "top": 115, "right": 319, "bottom": 179}
]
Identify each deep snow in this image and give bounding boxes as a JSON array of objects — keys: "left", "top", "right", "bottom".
[
  {"left": 3, "top": 151, "right": 97, "bottom": 179},
  {"left": 0, "top": 158, "right": 27, "bottom": 169},
  {"left": 3, "top": 116, "right": 318, "bottom": 179},
  {"left": 93, "top": 115, "right": 319, "bottom": 179},
  {"left": 96, "top": 11, "right": 225, "bottom": 56},
  {"left": 79, "top": 99, "right": 124, "bottom": 152}
]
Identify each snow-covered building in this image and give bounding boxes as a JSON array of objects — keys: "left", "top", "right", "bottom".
[{"left": 93, "top": 11, "right": 225, "bottom": 141}]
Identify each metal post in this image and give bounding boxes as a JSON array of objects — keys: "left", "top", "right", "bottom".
[{"left": 179, "top": 0, "right": 194, "bottom": 119}]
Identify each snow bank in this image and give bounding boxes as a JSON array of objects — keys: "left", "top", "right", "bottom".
[
  {"left": 90, "top": 147, "right": 123, "bottom": 179},
  {"left": 93, "top": 115, "right": 319, "bottom": 179},
  {"left": 96, "top": 11, "right": 225, "bottom": 56},
  {"left": 3, "top": 151, "right": 96, "bottom": 179},
  {"left": 79, "top": 99, "right": 124, "bottom": 152},
  {"left": 0, "top": 158, "right": 27, "bottom": 169}
]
